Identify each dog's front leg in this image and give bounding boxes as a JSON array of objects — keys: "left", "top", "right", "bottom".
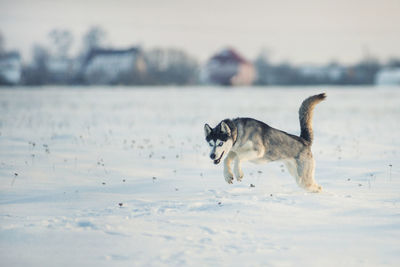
[
  {"left": 223, "top": 151, "right": 236, "bottom": 184},
  {"left": 233, "top": 149, "right": 262, "bottom": 181},
  {"left": 233, "top": 157, "right": 244, "bottom": 181}
]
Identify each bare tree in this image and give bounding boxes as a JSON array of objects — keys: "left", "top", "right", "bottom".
[
  {"left": 0, "top": 32, "right": 4, "bottom": 54},
  {"left": 48, "top": 29, "right": 73, "bottom": 59},
  {"left": 22, "top": 44, "right": 50, "bottom": 85},
  {"left": 145, "top": 48, "right": 199, "bottom": 85},
  {"left": 82, "top": 26, "right": 107, "bottom": 54}
]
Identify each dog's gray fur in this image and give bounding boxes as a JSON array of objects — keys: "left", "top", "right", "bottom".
[{"left": 204, "top": 93, "right": 326, "bottom": 192}]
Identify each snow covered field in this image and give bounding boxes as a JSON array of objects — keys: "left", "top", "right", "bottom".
[{"left": 1, "top": 86, "right": 399, "bottom": 266}]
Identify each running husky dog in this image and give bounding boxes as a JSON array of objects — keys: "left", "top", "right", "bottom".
[{"left": 204, "top": 93, "right": 326, "bottom": 192}]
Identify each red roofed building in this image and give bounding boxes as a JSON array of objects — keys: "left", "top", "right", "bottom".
[{"left": 202, "top": 48, "right": 256, "bottom": 86}]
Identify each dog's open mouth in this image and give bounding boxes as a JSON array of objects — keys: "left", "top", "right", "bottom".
[{"left": 213, "top": 152, "right": 224, "bottom": 165}]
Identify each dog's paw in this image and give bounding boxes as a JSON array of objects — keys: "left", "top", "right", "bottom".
[
  {"left": 307, "top": 184, "right": 323, "bottom": 193},
  {"left": 234, "top": 169, "right": 244, "bottom": 182},
  {"left": 315, "top": 185, "right": 323, "bottom": 193},
  {"left": 224, "top": 173, "right": 234, "bottom": 184}
]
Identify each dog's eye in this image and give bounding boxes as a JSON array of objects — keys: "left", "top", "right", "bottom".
[
  {"left": 218, "top": 142, "right": 223, "bottom": 147},
  {"left": 209, "top": 143, "right": 213, "bottom": 147}
]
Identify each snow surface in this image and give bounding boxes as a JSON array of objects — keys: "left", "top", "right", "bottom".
[{"left": 0, "top": 86, "right": 399, "bottom": 266}]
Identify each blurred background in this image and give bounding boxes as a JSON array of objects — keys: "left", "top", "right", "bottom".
[{"left": 0, "top": 0, "right": 399, "bottom": 86}]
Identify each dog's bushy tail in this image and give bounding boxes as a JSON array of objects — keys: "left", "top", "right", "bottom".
[{"left": 299, "top": 93, "right": 326, "bottom": 144}]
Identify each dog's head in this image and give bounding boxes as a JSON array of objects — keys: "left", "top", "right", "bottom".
[{"left": 204, "top": 121, "right": 233, "bottom": 165}]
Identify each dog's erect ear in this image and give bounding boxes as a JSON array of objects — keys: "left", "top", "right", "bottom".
[
  {"left": 220, "top": 121, "right": 231, "bottom": 136},
  {"left": 204, "top": 123, "right": 212, "bottom": 137}
]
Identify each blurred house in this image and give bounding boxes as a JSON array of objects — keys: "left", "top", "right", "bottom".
[
  {"left": 375, "top": 68, "right": 400, "bottom": 85},
  {"left": 202, "top": 48, "right": 255, "bottom": 86},
  {"left": 0, "top": 52, "right": 21, "bottom": 85},
  {"left": 299, "top": 64, "right": 345, "bottom": 83},
  {"left": 47, "top": 58, "right": 79, "bottom": 84},
  {"left": 83, "top": 47, "right": 146, "bottom": 84}
]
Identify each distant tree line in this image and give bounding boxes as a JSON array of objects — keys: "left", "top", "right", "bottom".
[
  {"left": 254, "top": 52, "right": 400, "bottom": 86},
  {"left": 12, "top": 26, "right": 199, "bottom": 86},
  {"left": 1, "top": 27, "right": 400, "bottom": 86}
]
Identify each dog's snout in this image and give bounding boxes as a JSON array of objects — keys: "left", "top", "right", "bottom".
[{"left": 210, "top": 153, "right": 216, "bottom": 159}]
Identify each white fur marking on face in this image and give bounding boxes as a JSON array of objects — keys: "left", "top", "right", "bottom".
[
  {"left": 209, "top": 140, "right": 215, "bottom": 147},
  {"left": 214, "top": 139, "right": 233, "bottom": 159}
]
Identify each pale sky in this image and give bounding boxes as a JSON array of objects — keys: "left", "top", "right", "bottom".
[{"left": 1, "top": 0, "right": 399, "bottom": 64}]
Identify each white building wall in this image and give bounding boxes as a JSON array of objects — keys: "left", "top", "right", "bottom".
[
  {"left": 0, "top": 56, "right": 21, "bottom": 84},
  {"left": 375, "top": 68, "right": 400, "bottom": 85}
]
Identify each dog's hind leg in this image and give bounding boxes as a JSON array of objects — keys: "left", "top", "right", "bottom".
[
  {"left": 224, "top": 151, "right": 236, "bottom": 184},
  {"left": 284, "top": 157, "right": 322, "bottom": 193},
  {"left": 283, "top": 158, "right": 299, "bottom": 181},
  {"left": 295, "top": 157, "right": 322, "bottom": 193}
]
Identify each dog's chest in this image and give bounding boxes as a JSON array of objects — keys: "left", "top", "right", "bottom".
[{"left": 232, "top": 140, "right": 254, "bottom": 153}]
